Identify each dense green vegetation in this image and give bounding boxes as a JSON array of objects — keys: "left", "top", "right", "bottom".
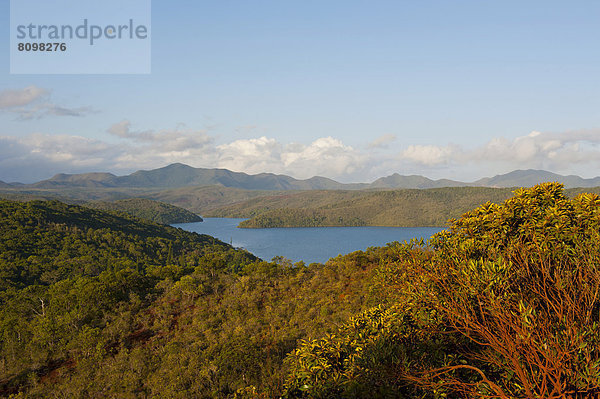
[
  {"left": 86, "top": 198, "right": 202, "bottom": 224},
  {"left": 3, "top": 183, "right": 600, "bottom": 398},
  {"left": 0, "top": 195, "right": 202, "bottom": 225},
  {"left": 0, "top": 200, "right": 255, "bottom": 396},
  {"left": 0, "top": 200, "right": 380, "bottom": 397}
]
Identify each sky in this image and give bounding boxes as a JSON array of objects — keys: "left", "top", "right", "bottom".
[{"left": 1, "top": 0, "right": 599, "bottom": 183}]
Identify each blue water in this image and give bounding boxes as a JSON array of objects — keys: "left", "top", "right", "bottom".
[{"left": 174, "top": 218, "right": 444, "bottom": 264}]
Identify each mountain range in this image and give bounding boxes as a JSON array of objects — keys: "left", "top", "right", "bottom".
[{"left": 3, "top": 163, "right": 600, "bottom": 190}]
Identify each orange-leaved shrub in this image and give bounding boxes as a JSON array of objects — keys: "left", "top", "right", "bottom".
[{"left": 421, "top": 182, "right": 600, "bottom": 398}]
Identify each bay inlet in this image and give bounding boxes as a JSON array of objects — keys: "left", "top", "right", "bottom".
[{"left": 174, "top": 218, "right": 444, "bottom": 264}]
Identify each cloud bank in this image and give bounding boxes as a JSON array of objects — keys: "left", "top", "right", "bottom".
[
  {"left": 397, "top": 130, "right": 600, "bottom": 171},
  {"left": 2, "top": 122, "right": 600, "bottom": 183}
]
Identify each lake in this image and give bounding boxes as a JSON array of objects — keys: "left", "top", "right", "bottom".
[{"left": 174, "top": 218, "right": 444, "bottom": 264}]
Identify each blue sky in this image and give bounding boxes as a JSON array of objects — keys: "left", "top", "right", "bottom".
[{"left": 1, "top": 0, "right": 599, "bottom": 183}]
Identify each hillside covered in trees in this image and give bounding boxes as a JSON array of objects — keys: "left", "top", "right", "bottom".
[
  {"left": 3, "top": 183, "right": 600, "bottom": 398},
  {"left": 205, "top": 187, "right": 516, "bottom": 227},
  {"left": 0, "top": 194, "right": 203, "bottom": 225},
  {"left": 86, "top": 198, "right": 203, "bottom": 224},
  {"left": 0, "top": 200, "right": 376, "bottom": 397}
]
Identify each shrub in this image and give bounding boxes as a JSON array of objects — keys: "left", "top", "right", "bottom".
[{"left": 417, "top": 183, "right": 600, "bottom": 397}]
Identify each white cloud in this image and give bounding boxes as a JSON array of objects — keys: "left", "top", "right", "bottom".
[
  {"left": 0, "top": 86, "right": 96, "bottom": 120},
  {"left": 467, "top": 129, "right": 600, "bottom": 170},
  {"left": 16, "top": 103, "right": 97, "bottom": 120},
  {"left": 391, "top": 129, "right": 600, "bottom": 176},
  {"left": 217, "top": 136, "right": 364, "bottom": 179},
  {"left": 107, "top": 120, "right": 212, "bottom": 151},
  {"left": 368, "top": 134, "right": 396, "bottom": 149},
  {"left": 0, "top": 134, "right": 118, "bottom": 182},
  {"left": 282, "top": 137, "right": 365, "bottom": 178},
  {"left": 401, "top": 144, "right": 456, "bottom": 165},
  {"left": 21, "top": 134, "right": 113, "bottom": 163},
  {"left": 107, "top": 120, "right": 132, "bottom": 138},
  {"left": 0, "top": 86, "right": 48, "bottom": 108},
  {"left": 217, "top": 136, "right": 281, "bottom": 172}
]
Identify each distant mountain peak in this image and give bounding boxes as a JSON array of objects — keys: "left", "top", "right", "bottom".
[
  {"left": 7, "top": 164, "right": 600, "bottom": 191},
  {"left": 473, "top": 169, "right": 600, "bottom": 189}
]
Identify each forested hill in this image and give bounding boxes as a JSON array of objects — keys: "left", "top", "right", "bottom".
[
  {"left": 0, "top": 200, "right": 251, "bottom": 291},
  {"left": 85, "top": 198, "right": 203, "bottom": 224},
  {"left": 0, "top": 199, "right": 380, "bottom": 397},
  {"left": 208, "top": 186, "right": 600, "bottom": 227},
  {"left": 0, "top": 199, "right": 259, "bottom": 395},
  {"left": 207, "top": 187, "right": 516, "bottom": 227}
]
